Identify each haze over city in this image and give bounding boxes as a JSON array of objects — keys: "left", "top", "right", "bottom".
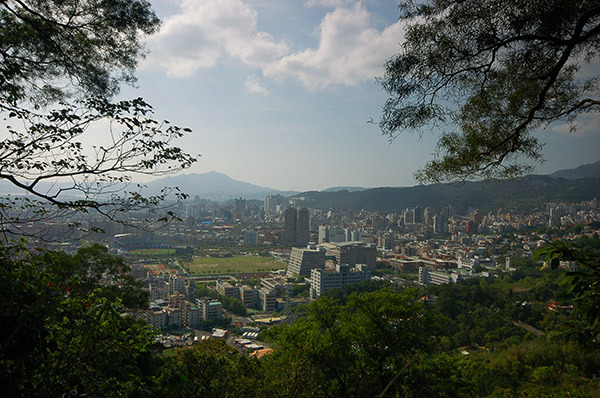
[
  {"left": 111, "top": 0, "right": 600, "bottom": 192},
  {"left": 2, "top": 1, "right": 600, "bottom": 396}
]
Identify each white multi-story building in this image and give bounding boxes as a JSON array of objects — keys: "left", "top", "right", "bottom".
[
  {"left": 149, "top": 280, "right": 169, "bottom": 301},
  {"left": 458, "top": 256, "right": 480, "bottom": 270},
  {"left": 309, "top": 263, "right": 371, "bottom": 298},
  {"left": 418, "top": 266, "right": 460, "bottom": 285},
  {"left": 559, "top": 260, "right": 578, "bottom": 272}
]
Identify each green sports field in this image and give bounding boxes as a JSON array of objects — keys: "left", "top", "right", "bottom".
[
  {"left": 129, "top": 248, "right": 175, "bottom": 256},
  {"left": 185, "top": 256, "right": 285, "bottom": 275}
]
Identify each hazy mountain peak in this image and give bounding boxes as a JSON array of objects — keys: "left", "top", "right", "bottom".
[
  {"left": 142, "top": 171, "right": 297, "bottom": 200},
  {"left": 549, "top": 160, "right": 600, "bottom": 180}
]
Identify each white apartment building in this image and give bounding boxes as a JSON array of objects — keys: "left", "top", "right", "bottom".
[
  {"left": 418, "top": 266, "right": 460, "bottom": 285},
  {"left": 309, "top": 263, "right": 371, "bottom": 298}
]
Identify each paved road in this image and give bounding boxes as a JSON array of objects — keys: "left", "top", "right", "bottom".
[{"left": 512, "top": 321, "right": 545, "bottom": 336}]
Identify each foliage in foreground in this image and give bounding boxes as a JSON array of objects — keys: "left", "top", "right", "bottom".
[
  {"left": 0, "top": 244, "right": 158, "bottom": 397},
  {"left": 2, "top": 245, "right": 599, "bottom": 397}
]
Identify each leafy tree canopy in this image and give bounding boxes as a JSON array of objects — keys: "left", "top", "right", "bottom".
[
  {"left": 0, "top": 244, "right": 157, "bottom": 396},
  {"left": 380, "top": 0, "right": 600, "bottom": 182},
  {"left": 264, "top": 288, "right": 443, "bottom": 397},
  {"left": 536, "top": 238, "right": 600, "bottom": 341},
  {"left": 0, "top": 1, "right": 197, "bottom": 237},
  {"left": 0, "top": 0, "right": 159, "bottom": 104}
]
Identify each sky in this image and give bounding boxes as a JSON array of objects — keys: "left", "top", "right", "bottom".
[{"left": 115, "top": 0, "right": 600, "bottom": 192}]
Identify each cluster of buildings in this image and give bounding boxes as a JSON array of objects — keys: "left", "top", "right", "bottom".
[
  {"left": 136, "top": 197, "right": 600, "bottom": 311},
  {"left": 216, "top": 278, "right": 281, "bottom": 312},
  {"left": 285, "top": 241, "right": 377, "bottom": 297},
  {"left": 141, "top": 240, "right": 380, "bottom": 330},
  {"left": 145, "top": 295, "right": 223, "bottom": 329},
  {"left": 416, "top": 253, "right": 505, "bottom": 286},
  {"left": 27, "top": 192, "right": 598, "bottom": 331},
  {"left": 141, "top": 270, "right": 303, "bottom": 329},
  {"left": 286, "top": 241, "right": 377, "bottom": 277},
  {"left": 144, "top": 272, "right": 199, "bottom": 302}
]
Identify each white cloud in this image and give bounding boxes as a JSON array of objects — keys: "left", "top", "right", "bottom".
[
  {"left": 263, "top": 3, "right": 405, "bottom": 89},
  {"left": 305, "top": 0, "right": 355, "bottom": 7},
  {"left": 144, "top": 0, "right": 288, "bottom": 77},
  {"left": 244, "top": 75, "right": 268, "bottom": 95},
  {"left": 550, "top": 113, "right": 600, "bottom": 137},
  {"left": 144, "top": 0, "right": 405, "bottom": 90}
]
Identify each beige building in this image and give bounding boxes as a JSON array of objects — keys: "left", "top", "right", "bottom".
[
  {"left": 216, "top": 280, "right": 240, "bottom": 299},
  {"left": 258, "top": 288, "right": 276, "bottom": 312}
]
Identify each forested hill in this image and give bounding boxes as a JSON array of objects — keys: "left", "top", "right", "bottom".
[
  {"left": 550, "top": 160, "right": 600, "bottom": 180},
  {"left": 291, "top": 175, "right": 600, "bottom": 213}
]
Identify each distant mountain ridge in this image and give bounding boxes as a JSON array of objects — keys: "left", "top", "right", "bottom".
[
  {"left": 291, "top": 160, "right": 600, "bottom": 213},
  {"left": 549, "top": 160, "right": 600, "bottom": 180},
  {"left": 320, "top": 186, "right": 367, "bottom": 193},
  {"left": 1, "top": 161, "right": 599, "bottom": 207},
  {"left": 291, "top": 175, "right": 600, "bottom": 213},
  {"left": 141, "top": 171, "right": 298, "bottom": 201}
]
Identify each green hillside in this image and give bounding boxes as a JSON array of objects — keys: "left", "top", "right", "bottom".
[{"left": 291, "top": 176, "right": 600, "bottom": 213}]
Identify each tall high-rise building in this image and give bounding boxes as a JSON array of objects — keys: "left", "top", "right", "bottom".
[
  {"left": 433, "top": 213, "right": 448, "bottom": 233},
  {"left": 412, "top": 206, "right": 424, "bottom": 224},
  {"left": 296, "top": 208, "right": 309, "bottom": 246},
  {"left": 235, "top": 198, "right": 246, "bottom": 213},
  {"left": 283, "top": 207, "right": 297, "bottom": 243},
  {"left": 549, "top": 207, "right": 562, "bottom": 227},
  {"left": 318, "top": 225, "right": 329, "bottom": 244},
  {"left": 403, "top": 208, "right": 414, "bottom": 224},
  {"left": 283, "top": 207, "right": 310, "bottom": 246},
  {"left": 466, "top": 220, "right": 478, "bottom": 234},
  {"left": 424, "top": 207, "right": 431, "bottom": 225}
]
